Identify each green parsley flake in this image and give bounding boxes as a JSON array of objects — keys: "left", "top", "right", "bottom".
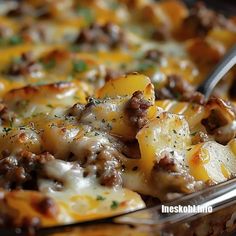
[
  {"left": 3, "top": 127, "right": 12, "bottom": 134},
  {"left": 109, "top": 2, "right": 119, "bottom": 10},
  {"left": 46, "top": 104, "right": 53, "bottom": 108},
  {"left": 110, "top": 200, "right": 119, "bottom": 209},
  {"left": 137, "top": 62, "right": 154, "bottom": 72},
  {"left": 88, "top": 97, "right": 101, "bottom": 105},
  {"left": 72, "top": 60, "right": 88, "bottom": 73},
  {"left": 9, "top": 35, "right": 23, "bottom": 45},
  {"left": 77, "top": 7, "right": 95, "bottom": 25},
  {"left": 96, "top": 195, "right": 106, "bottom": 201}
]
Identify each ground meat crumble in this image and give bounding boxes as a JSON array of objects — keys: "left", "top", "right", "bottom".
[
  {"left": 0, "top": 151, "right": 54, "bottom": 190},
  {"left": 155, "top": 74, "right": 205, "bottom": 105},
  {"left": 126, "top": 90, "right": 152, "bottom": 129},
  {"left": 151, "top": 151, "right": 204, "bottom": 201},
  {"left": 202, "top": 97, "right": 236, "bottom": 144},
  {"left": 6, "top": 52, "right": 42, "bottom": 77},
  {"left": 75, "top": 22, "right": 127, "bottom": 50}
]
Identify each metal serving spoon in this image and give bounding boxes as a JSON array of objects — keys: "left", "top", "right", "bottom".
[{"left": 197, "top": 45, "right": 236, "bottom": 100}]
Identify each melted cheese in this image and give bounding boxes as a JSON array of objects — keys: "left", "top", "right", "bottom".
[
  {"left": 137, "top": 112, "right": 191, "bottom": 175},
  {"left": 39, "top": 159, "right": 145, "bottom": 223}
]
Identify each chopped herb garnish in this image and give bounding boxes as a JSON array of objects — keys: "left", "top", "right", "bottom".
[
  {"left": 137, "top": 62, "right": 154, "bottom": 72},
  {"left": 96, "top": 195, "right": 106, "bottom": 201},
  {"left": 9, "top": 35, "right": 23, "bottom": 45},
  {"left": 175, "top": 92, "right": 181, "bottom": 100},
  {"left": 77, "top": 7, "right": 95, "bottom": 25},
  {"left": 3, "top": 127, "right": 12, "bottom": 134},
  {"left": 173, "top": 129, "right": 177, "bottom": 134},
  {"left": 72, "top": 60, "right": 88, "bottom": 73},
  {"left": 109, "top": 2, "right": 119, "bottom": 10},
  {"left": 88, "top": 97, "right": 101, "bottom": 105},
  {"left": 46, "top": 104, "right": 53, "bottom": 108},
  {"left": 110, "top": 200, "right": 119, "bottom": 209}
]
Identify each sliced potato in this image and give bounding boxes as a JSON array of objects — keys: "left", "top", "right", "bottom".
[
  {"left": 97, "top": 73, "right": 154, "bottom": 102},
  {"left": 80, "top": 97, "right": 137, "bottom": 138},
  {"left": 187, "top": 139, "right": 236, "bottom": 183},
  {"left": 136, "top": 112, "right": 191, "bottom": 175},
  {"left": 0, "top": 127, "right": 42, "bottom": 157},
  {"left": 97, "top": 73, "right": 156, "bottom": 126},
  {"left": 39, "top": 159, "right": 145, "bottom": 223},
  {"left": 0, "top": 190, "right": 59, "bottom": 227}
]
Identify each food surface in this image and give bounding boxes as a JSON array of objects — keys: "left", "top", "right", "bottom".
[{"left": 0, "top": 0, "right": 235, "bottom": 235}]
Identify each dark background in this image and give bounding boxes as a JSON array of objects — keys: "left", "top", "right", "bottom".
[{"left": 180, "top": 0, "right": 236, "bottom": 16}]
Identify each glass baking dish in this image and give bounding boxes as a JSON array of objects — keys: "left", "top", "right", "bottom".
[
  {"left": 50, "top": 1, "right": 236, "bottom": 235},
  {"left": 2, "top": 177, "right": 236, "bottom": 236}
]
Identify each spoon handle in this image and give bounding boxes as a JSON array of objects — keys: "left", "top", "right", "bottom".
[{"left": 197, "top": 45, "right": 236, "bottom": 100}]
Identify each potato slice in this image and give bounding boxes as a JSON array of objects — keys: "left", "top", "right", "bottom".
[
  {"left": 80, "top": 97, "right": 138, "bottom": 138},
  {"left": 136, "top": 112, "right": 191, "bottom": 175},
  {"left": 0, "top": 190, "right": 58, "bottom": 227},
  {"left": 208, "top": 28, "right": 236, "bottom": 50},
  {"left": 187, "top": 139, "right": 236, "bottom": 183},
  {"left": 97, "top": 73, "right": 156, "bottom": 124},
  {"left": 39, "top": 159, "right": 145, "bottom": 223},
  {"left": 97, "top": 73, "right": 154, "bottom": 102},
  {"left": 0, "top": 127, "right": 42, "bottom": 157}
]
